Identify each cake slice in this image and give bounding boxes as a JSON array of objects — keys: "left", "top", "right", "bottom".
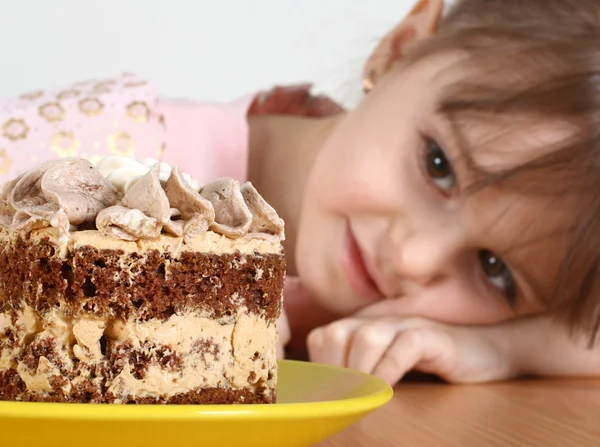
[{"left": 0, "top": 156, "right": 285, "bottom": 404}]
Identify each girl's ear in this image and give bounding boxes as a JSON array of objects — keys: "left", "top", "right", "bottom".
[{"left": 363, "top": 0, "right": 445, "bottom": 88}]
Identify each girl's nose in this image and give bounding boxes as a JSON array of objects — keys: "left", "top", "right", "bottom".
[{"left": 391, "top": 221, "right": 464, "bottom": 286}]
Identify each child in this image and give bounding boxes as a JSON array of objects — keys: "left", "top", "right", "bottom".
[{"left": 3, "top": 0, "right": 600, "bottom": 386}]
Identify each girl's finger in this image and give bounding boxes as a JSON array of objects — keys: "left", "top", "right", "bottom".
[
  {"left": 346, "top": 322, "right": 397, "bottom": 374},
  {"left": 372, "top": 327, "right": 452, "bottom": 385},
  {"left": 307, "top": 319, "right": 362, "bottom": 366}
]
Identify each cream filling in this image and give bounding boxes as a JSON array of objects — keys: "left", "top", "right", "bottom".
[
  {"left": 17, "top": 357, "right": 61, "bottom": 394},
  {"left": 0, "top": 226, "right": 282, "bottom": 258},
  {"left": 0, "top": 306, "right": 278, "bottom": 401},
  {"left": 105, "top": 312, "right": 277, "bottom": 400}
]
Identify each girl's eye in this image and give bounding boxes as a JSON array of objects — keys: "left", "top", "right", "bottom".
[
  {"left": 479, "top": 250, "right": 517, "bottom": 307},
  {"left": 424, "top": 139, "right": 456, "bottom": 193}
]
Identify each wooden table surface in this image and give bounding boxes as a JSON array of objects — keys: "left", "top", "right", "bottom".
[{"left": 318, "top": 378, "right": 600, "bottom": 446}]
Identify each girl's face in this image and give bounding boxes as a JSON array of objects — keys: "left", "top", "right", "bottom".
[{"left": 296, "top": 52, "right": 571, "bottom": 325}]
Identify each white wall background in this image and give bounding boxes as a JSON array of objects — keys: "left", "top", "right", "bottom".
[{"left": 0, "top": 0, "right": 427, "bottom": 107}]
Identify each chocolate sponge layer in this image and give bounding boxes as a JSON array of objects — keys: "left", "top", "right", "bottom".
[{"left": 0, "top": 234, "right": 285, "bottom": 322}]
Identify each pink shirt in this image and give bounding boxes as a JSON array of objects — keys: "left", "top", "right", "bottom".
[{"left": 0, "top": 73, "right": 344, "bottom": 186}]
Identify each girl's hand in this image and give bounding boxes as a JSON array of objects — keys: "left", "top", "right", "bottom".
[
  {"left": 306, "top": 317, "right": 516, "bottom": 385},
  {"left": 280, "top": 277, "right": 339, "bottom": 360},
  {"left": 276, "top": 309, "right": 291, "bottom": 359}
]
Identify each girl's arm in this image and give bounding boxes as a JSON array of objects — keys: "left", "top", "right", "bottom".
[
  {"left": 508, "top": 315, "right": 600, "bottom": 378},
  {"left": 306, "top": 313, "right": 600, "bottom": 385}
]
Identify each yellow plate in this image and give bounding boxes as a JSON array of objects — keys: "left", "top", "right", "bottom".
[{"left": 0, "top": 360, "right": 393, "bottom": 447}]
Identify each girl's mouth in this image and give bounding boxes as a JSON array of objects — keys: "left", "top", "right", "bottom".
[{"left": 341, "top": 221, "right": 385, "bottom": 301}]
